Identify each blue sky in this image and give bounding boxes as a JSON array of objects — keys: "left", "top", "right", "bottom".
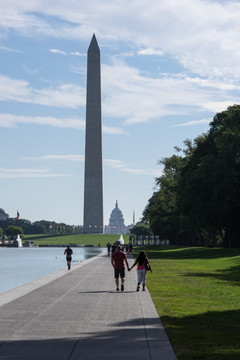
[{"left": 0, "top": 0, "right": 240, "bottom": 226}]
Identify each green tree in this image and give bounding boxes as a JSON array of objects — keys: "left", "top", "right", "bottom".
[
  {"left": 6, "top": 226, "right": 24, "bottom": 239},
  {"left": 0, "top": 226, "right": 3, "bottom": 238},
  {"left": 143, "top": 154, "right": 191, "bottom": 244},
  {"left": 130, "top": 223, "right": 152, "bottom": 236},
  {"left": 179, "top": 105, "right": 240, "bottom": 247},
  {"left": 143, "top": 105, "right": 240, "bottom": 248},
  {"left": 178, "top": 135, "right": 218, "bottom": 245}
]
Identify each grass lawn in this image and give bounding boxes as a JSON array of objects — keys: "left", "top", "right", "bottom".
[
  {"left": 23, "top": 233, "right": 127, "bottom": 247},
  {"left": 133, "top": 246, "right": 240, "bottom": 360}
]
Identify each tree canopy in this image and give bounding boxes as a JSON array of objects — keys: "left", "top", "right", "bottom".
[
  {"left": 143, "top": 105, "right": 240, "bottom": 248},
  {"left": 0, "top": 218, "right": 79, "bottom": 235},
  {"left": 6, "top": 226, "right": 23, "bottom": 239},
  {"left": 130, "top": 222, "right": 152, "bottom": 236}
]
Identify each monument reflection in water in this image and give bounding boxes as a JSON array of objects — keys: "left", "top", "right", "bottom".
[{"left": 0, "top": 247, "right": 106, "bottom": 294}]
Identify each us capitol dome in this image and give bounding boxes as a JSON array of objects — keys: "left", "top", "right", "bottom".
[
  {"left": 104, "top": 201, "right": 131, "bottom": 235},
  {"left": 109, "top": 200, "right": 125, "bottom": 227},
  {"left": 0, "top": 208, "right": 9, "bottom": 220}
]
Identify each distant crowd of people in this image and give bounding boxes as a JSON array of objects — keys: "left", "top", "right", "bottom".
[{"left": 107, "top": 242, "right": 133, "bottom": 256}]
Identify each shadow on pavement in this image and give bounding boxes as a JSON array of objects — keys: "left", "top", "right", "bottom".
[{"left": 0, "top": 317, "right": 171, "bottom": 360}]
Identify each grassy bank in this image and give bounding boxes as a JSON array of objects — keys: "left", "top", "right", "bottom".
[
  {"left": 133, "top": 246, "right": 240, "bottom": 360},
  {"left": 23, "top": 233, "right": 127, "bottom": 247}
]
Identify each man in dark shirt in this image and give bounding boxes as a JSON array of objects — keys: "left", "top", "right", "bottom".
[
  {"left": 111, "top": 245, "right": 130, "bottom": 291},
  {"left": 64, "top": 245, "right": 73, "bottom": 270}
]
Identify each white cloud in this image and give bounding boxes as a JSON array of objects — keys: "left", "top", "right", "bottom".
[
  {"left": 186, "top": 76, "right": 240, "bottom": 91},
  {"left": 35, "top": 84, "right": 85, "bottom": 108},
  {"left": 0, "top": 113, "right": 127, "bottom": 134},
  {"left": 104, "top": 159, "right": 126, "bottom": 168},
  {"left": 19, "top": 155, "right": 160, "bottom": 177},
  {"left": 201, "top": 101, "right": 236, "bottom": 113},
  {"left": 120, "top": 51, "right": 134, "bottom": 57},
  {"left": 0, "top": 114, "right": 85, "bottom": 129},
  {"left": 49, "top": 49, "right": 86, "bottom": 56},
  {"left": 70, "top": 51, "right": 86, "bottom": 56},
  {"left": 173, "top": 118, "right": 211, "bottom": 127},
  {"left": 49, "top": 48, "right": 66, "bottom": 55},
  {"left": 138, "top": 48, "right": 163, "bottom": 56},
  {"left": 1, "top": 0, "right": 240, "bottom": 77},
  {"left": 22, "top": 155, "right": 85, "bottom": 162},
  {"left": 0, "top": 63, "right": 238, "bottom": 131},
  {"left": 124, "top": 168, "right": 162, "bottom": 176},
  {"left": 102, "top": 124, "right": 128, "bottom": 135},
  {"left": 104, "top": 158, "right": 162, "bottom": 176},
  {"left": 102, "top": 60, "right": 238, "bottom": 125},
  {"left": 0, "top": 46, "right": 21, "bottom": 53},
  {"left": 0, "top": 1, "right": 239, "bottom": 129},
  {"left": 0, "top": 168, "right": 69, "bottom": 179},
  {"left": 0, "top": 75, "right": 85, "bottom": 108}
]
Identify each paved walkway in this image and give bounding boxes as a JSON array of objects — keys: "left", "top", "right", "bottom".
[{"left": 0, "top": 253, "right": 177, "bottom": 360}]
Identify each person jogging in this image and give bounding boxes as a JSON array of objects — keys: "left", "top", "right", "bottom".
[{"left": 64, "top": 245, "right": 73, "bottom": 270}]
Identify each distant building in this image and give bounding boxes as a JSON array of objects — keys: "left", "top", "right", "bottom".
[
  {"left": 0, "top": 208, "right": 9, "bottom": 220},
  {"left": 104, "top": 201, "right": 132, "bottom": 235}
]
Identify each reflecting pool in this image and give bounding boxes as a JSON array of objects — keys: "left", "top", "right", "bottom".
[{"left": 0, "top": 247, "right": 106, "bottom": 294}]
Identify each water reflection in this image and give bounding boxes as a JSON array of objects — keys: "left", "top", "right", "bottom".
[{"left": 0, "top": 247, "right": 106, "bottom": 294}]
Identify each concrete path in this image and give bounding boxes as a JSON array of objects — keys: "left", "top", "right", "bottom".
[{"left": 0, "top": 253, "right": 177, "bottom": 360}]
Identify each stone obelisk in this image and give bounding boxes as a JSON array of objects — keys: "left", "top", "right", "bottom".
[{"left": 83, "top": 34, "right": 103, "bottom": 234}]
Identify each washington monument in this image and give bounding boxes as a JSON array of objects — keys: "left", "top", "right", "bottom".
[{"left": 83, "top": 34, "right": 104, "bottom": 234}]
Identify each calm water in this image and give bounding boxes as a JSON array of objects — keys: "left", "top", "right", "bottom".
[{"left": 0, "top": 247, "right": 106, "bottom": 294}]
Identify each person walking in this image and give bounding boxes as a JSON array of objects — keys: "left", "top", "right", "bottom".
[
  {"left": 128, "top": 243, "right": 133, "bottom": 255},
  {"left": 107, "top": 243, "right": 111, "bottom": 256},
  {"left": 129, "top": 251, "right": 152, "bottom": 291},
  {"left": 111, "top": 243, "right": 116, "bottom": 254},
  {"left": 64, "top": 245, "right": 73, "bottom": 270},
  {"left": 111, "top": 245, "right": 130, "bottom": 291}
]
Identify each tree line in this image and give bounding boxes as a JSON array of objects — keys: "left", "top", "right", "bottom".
[
  {"left": 143, "top": 105, "right": 240, "bottom": 248},
  {"left": 0, "top": 218, "right": 82, "bottom": 239}
]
